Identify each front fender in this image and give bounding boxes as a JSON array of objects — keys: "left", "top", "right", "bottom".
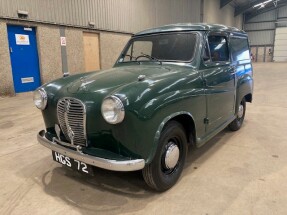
[
  {"left": 135, "top": 91, "right": 205, "bottom": 164},
  {"left": 148, "top": 111, "right": 195, "bottom": 163}
]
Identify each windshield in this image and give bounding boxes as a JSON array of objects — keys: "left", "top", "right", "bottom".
[{"left": 119, "top": 33, "right": 197, "bottom": 63}]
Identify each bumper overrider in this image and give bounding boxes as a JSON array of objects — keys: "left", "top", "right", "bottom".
[{"left": 37, "top": 130, "right": 145, "bottom": 171}]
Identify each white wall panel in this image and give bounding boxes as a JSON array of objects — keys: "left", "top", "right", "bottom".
[
  {"left": 274, "top": 27, "right": 287, "bottom": 62},
  {"left": 275, "top": 27, "right": 287, "bottom": 34}
]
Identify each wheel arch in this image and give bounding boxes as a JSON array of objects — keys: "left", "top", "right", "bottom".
[
  {"left": 147, "top": 112, "right": 196, "bottom": 164},
  {"left": 244, "top": 93, "right": 252, "bottom": 103},
  {"left": 236, "top": 75, "right": 253, "bottom": 111}
]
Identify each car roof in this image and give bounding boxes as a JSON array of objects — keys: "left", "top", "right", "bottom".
[{"left": 134, "top": 23, "right": 247, "bottom": 36}]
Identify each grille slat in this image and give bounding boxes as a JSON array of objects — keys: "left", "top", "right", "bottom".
[{"left": 57, "top": 98, "right": 87, "bottom": 147}]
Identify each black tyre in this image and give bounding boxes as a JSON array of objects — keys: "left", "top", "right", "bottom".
[
  {"left": 228, "top": 98, "right": 246, "bottom": 131},
  {"left": 142, "top": 121, "right": 187, "bottom": 192}
]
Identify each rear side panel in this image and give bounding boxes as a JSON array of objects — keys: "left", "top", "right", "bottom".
[{"left": 229, "top": 34, "right": 253, "bottom": 111}]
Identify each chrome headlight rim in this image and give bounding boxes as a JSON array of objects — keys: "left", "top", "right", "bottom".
[
  {"left": 101, "top": 95, "right": 125, "bottom": 124},
  {"left": 33, "top": 88, "right": 48, "bottom": 110}
]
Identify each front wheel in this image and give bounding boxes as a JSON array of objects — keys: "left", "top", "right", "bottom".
[
  {"left": 142, "top": 121, "right": 187, "bottom": 192},
  {"left": 228, "top": 98, "right": 246, "bottom": 131}
]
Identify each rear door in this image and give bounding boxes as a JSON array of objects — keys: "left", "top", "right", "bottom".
[
  {"left": 202, "top": 33, "right": 236, "bottom": 133},
  {"left": 229, "top": 35, "right": 252, "bottom": 111}
]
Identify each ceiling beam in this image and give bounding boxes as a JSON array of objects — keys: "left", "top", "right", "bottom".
[
  {"left": 220, "top": 0, "right": 234, "bottom": 8},
  {"left": 235, "top": 0, "right": 266, "bottom": 17},
  {"left": 245, "top": 2, "right": 287, "bottom": 21}
]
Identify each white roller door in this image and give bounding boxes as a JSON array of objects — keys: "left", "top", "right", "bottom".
[{"left": 274, "top": 27, "right": 287, "bottom": 62}]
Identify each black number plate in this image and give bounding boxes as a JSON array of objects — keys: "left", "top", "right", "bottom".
[{"left": 52, "top": 151, "right": 94, "bottom": 175}]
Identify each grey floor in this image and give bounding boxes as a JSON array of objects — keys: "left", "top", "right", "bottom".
[{"left": 0, "top": 63, "right": 287, "bottom": 215}]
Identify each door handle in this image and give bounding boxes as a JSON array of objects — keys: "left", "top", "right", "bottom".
[{"left": 10, "top": 47, "right": 13, "bottom": 53}]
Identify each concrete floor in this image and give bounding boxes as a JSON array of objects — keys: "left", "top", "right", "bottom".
[{"left": 0, "top": 62, "right": 287, "bottom": 215}]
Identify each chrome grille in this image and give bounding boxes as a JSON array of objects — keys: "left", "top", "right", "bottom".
[{"left": 57, "top": 97, "right": 87, "bottom": 147}]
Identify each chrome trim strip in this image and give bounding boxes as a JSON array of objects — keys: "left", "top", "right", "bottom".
[{"left": 37, "top": 130, "right": 145, "bottom": 171}]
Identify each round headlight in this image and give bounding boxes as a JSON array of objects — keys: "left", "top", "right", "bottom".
[
  {"left": 101, "top": 96, "right": 125, "bottom": 124},
  {"left": 33, "top": 89, "right": 47, "bottom": 110}
]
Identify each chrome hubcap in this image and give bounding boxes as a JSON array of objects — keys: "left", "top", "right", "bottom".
[
  {"left": 164, "top": 143, "right": 180, "bottom": 169},
  {"left": 238, "top": 104, "right": 244, "bottom": 118}
]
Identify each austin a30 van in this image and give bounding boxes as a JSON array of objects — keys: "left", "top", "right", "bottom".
[{"left": 34, "top": 23, "right": 253, "bottom": 191}]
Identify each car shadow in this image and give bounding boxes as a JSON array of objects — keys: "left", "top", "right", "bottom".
[
  {"left": 183, "top": 127, "right": 237, "bottom": 174},
  {"left": 39, "top": 127, "right": 237, "bottom": 214},
  {"left": 41, "top": 165, "right": 158, "bottom": 214}
]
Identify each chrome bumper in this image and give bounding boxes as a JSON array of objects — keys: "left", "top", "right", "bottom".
[{"left": 37, "top": 130, "right": 145, "bottom": 171}]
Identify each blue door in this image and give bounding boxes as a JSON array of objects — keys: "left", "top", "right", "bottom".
[{"left": 7, "top": 25, "right": 41, "bottom": 93}]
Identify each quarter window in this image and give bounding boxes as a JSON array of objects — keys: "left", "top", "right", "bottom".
[
  {"left": 208, "top": 35, "right": 229, "bottom": 62},
  {"left": 230, "top": 37, "right": 250, "bottom": 61}
]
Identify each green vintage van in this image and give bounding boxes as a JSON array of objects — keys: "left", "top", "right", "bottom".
[{"left": 35, "top": 23, "right": 253, "bottom": 191}]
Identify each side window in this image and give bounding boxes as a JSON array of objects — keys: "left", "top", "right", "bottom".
[
  {"left": 208, "top": 35, "right": 229, "bottom": 62},
  {"left": 229, "top": 37, "right": 250, "bottom": 61}
]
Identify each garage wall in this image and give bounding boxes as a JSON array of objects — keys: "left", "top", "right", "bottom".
[
  {"left": 244, "top": 10, "right": 276, "bottom": 46},
  {"left": 99, "top": 33, "right": 131, "bottom": 69},
  {"left": 65, "top": 28, "right": 85, "bottom": 75},
  {"left": 0, "top": 0, "right": 201, "bottom": 33},
  {"left": 0, "top": 19, "right": 131, "bottom": 96},
  {"left": 203, "top": 0, "right": 243, "bottom": 29},
  {"left": 0, "top": 21, "right": 14, "bottom": 96},
  {"left": 274, "top": 27, "right": 287, "bottom": 62},
  {"left": 0, "top": 0, "right": 243, "bottom": 34},
  {"left": 0, "top": 0, "right": 244, "bottom": 96},
  {"left": 37, "top": 25, "right": 62, "bottom": 84},
  {"left": 243, "top": 5, "right": 287, "bottom": 62}
]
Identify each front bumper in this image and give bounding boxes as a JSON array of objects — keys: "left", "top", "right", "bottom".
[{"left": 37, "top": 130, "right": 145, "bottom": 171}]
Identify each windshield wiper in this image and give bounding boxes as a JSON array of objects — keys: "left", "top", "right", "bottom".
[{"left": 136, "top": 52, "right": 162, "bottom": 65}]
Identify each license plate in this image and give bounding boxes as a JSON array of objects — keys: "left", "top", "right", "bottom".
[{"left": 52, "top": 151, "right": 93, "bottom": 175}]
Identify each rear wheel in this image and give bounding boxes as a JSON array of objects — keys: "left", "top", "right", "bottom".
[
  {"left": 142, "top": 121, "right": 187, "bottom": 192},
  {"left": 228, "top": 98, "right": 246, "bottom": 131}
]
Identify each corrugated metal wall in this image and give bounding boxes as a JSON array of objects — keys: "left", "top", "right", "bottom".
[
  {"left": 279, "top": 5, "right": 287, "bottom": 17},
  {"left": 244, "top": 5, "right": 287, "bottom": 62},
  {"left": 244, "top": 6, "right": 287, "bottom": 46},
  {"left": 247, "top": 30, "right": 275, "bottom": 46},
  {"left": 0, "top": 0, "right": 201, "bottom": 33},
  {"left": 248, "top": 10, "right": 276, "bottom": 22},
  {"left": 244, "top": 10, "right": 276, "bottom": 46},
  {"left": 244, "top": 22, "right": 275, "bottom": 31},
  {"left": 277, "top": 5, "right": 287, "bottom": 28}
]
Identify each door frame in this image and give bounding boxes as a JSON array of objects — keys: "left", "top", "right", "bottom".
[
  {"left": 7, "top": 24, "right": 42, "bottom": 93},
  {"left": 83, "top": 31, "right": 101, "bottom": 72}
]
